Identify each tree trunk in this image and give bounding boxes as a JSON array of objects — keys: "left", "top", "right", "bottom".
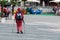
[{"left": 11, "top": 0, "right": 15, "bottom": 15}]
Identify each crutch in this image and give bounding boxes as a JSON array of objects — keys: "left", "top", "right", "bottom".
[
  {"left": 12, "top": 22, "right": 14, "bottom": 33},
  {"left": 23, "top": 20, "right": 25, "bottom": 34},
  {"left": 12, "top": 15, "right": 15, "bottom": 33},
  {"left": 12, "top": 20, "right": 14, "bottom": 33}
]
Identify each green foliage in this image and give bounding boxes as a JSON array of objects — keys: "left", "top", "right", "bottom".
[
  {"left": 0, "top": 1, "right": 7, "bottom": 5},
  {"left": 11, "top": 0, "right": 18, "bottom": 5}
]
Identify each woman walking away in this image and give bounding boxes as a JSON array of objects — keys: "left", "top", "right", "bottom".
[{"left": 14, "top": 7, "right": 24, "bottom": 34}]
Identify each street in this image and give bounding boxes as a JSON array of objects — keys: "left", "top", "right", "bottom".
[{"left": 0, "top": 15, "right": 60, "bottom": 40}]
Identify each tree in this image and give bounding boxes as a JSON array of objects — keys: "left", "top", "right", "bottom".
[{"left": 11, "top": 0, "right": 17, "bottom": 15}]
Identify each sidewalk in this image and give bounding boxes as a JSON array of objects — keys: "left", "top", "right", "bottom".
[
  {"left": 0, "top": 18, "right": 15, "bottom": 24},
  {"left": 0, "top": 15, "right": 59, "bottom": 25}
]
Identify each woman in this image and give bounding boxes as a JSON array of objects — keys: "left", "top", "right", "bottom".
[{"left": 14, "top": 7, "right": 24, "bottom": 34}]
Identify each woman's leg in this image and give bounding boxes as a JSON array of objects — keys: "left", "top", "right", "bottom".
[
  {"left": 19, "top": 21, "right": 22, "bottom": 32},
  {"left": 19, "top": 21, "right": 23, "bottom": 34},
  {"left": 16, "top": 21, "right": 20, "bottom": 32}
]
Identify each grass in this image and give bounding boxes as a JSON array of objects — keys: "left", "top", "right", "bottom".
[{"left": 26, "top": 12, "right": 56, "bottom": 16}]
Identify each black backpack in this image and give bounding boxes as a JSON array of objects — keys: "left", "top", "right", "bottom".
[{"left": 16, "top": 12, "right": 23, "bottom": 20}]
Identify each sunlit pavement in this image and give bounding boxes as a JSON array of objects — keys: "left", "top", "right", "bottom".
[{"left": 0, "top": 15, "right": 60, "bottom": 40}]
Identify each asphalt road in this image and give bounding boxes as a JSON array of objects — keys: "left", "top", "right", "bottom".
[{"left": 0, "top": 15, "right": 60, "bottom": 40}]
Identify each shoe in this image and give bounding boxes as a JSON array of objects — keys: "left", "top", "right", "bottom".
[
  {"left": 20, "top": 31, "right": 23, "bottom": 34},
  {"left": 17, "top": 32, "right": 19, "bottom": 34}
]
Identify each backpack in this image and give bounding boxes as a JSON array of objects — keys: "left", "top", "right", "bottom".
[{"left": 16, "top": 12, "right": 23, "bottom": 20}]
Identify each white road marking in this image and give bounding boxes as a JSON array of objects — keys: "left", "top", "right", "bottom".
[
  {"left": 38, "top": 28, "right": 60, "bottom": 32},
  {"left": 26, "top": 22, "right": 60, "bottom": 27}
]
